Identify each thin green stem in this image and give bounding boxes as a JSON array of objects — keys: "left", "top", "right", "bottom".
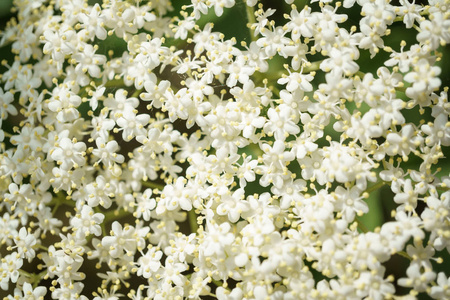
[
  {"left": 103, "top": 79, "right": 125, "bottom": 88},
  {"left": 132, "top": 88, "right": 143, "bottom": 98},
  {"left": 188, "top": 209, "right": 199, "bottom": 233},
  {"left": 19, "top": 269, "right": 47, "bottom": 288},
  {"left": 35, "top": 244, "right": 48, "bottom": 251},
  {"left": 436, "top": 186, "right": 450, "bottom": 192},
  {"left": 244, "top": 1, "right": 257, "bottom": 42},
  {"left": 396, "top": 250, "right": 412, "bottom": 260},
  {"left": 142, "top": 180, "right": 165, "bottom": 191},
  {"left": 51, "top": 202, "right": 61, "bottom": 215},
  {"left": 355, "top": 216, "right": 369, "bottom": 233},
  {"left": 365, "top": 181, "right": 386, "bottom": 194},
  {"left": 49, "top": 192, "right": 75, "bottom": 209},
  {"left": 32, "top": 270, "right": 48, "bottom": 288},
  {"left": 211, "top": 278, "right": 224, "bottom": 287},
  {"left": 355, "top": 71, "right": 366, "bottom": 79},
  {"left": 19, "top": 269, "right": 33, "bottom": 278},
  {"left": 303, "top": 60, "right": 324, "bottom": 73},
  {"left": 270, "top": 84, "right": 281, "bottom": 98}
]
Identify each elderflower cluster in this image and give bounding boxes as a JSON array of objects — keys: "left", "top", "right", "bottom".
[{"left": 0, "top": 0, "right": 449, "bottom": 299}]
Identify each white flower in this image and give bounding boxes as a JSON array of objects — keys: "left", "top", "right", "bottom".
[
  {"left": 421, "top": 113, "right": 450, "bottom": 146},
  {"left": 104, "top": 6, "right": 138, "bottom": 38},
  {"left": 134, "top": 188, "right": 156, "bottom": 221},
  {"left": 320, "top": 47, "right": 359, "bottom": 76},
  {"left": 51, "top": 282, "right": 87, "bottom": 300},
  {"left": 250, "top": 7, "right": 276, "bottom": 36},
  {"left": 430, "top": 272, "right": 450, "bottom": 299},
  {"left": 41, "top": 24, "right": 76, "bottom": 67},
  {"left": 91, "top": 138, "right": 125, "bottom": 168},
  {"left": 277, "top": 69, "right": 314, "bottom": 92},
  {"left": 242, "top": 41, "right": 269, "bottom": 72},
  {"left": 284, "top": 5, "right": 317, "bottom": 40},
  {"left": 172, "top": 14, "right": 196, "bottom": 40},
  {"left": 385, "top": 124, "right": 423, "bottom": 160},
  {"left": 200, "top": 221, "right": 235, "bottom": 257},
  {"left": 185, "top": 76, "right": 214, "bottom": 102},
  {"left": 85, "top": 175, "right": 115, "bottom": 208},
  {"left": 215, "top": 188, "right": 249, "bottom": 223},
  {"left": 70, "top": 205, "right": 105, "bottom": 239},
  {"left": 47, "top": 85, "right": 82, "bottom": 123},
  {"left": 0, "top": 87, "right": 18, "bottom": 119},
  {"left": 241, "top": 215, "right": 275, "bottom": 247},
  {"left": 334, "top": 186, "right": 368, "bottom": 222},
  {"left": 136, "top": 37, "right": 165, "bottom": 70},
  {"left": 11, "top": 24, "right": 38, "bottom": 62},
  {"left": 73, "top": 44, "right": 106, "bottom": 78},
  {"left": 396, "top": 0, "right": 423, "bottom": 28},
  {"left": 256, "top": 26, "right": 291, "bottom": 57},
  {"left": 236, "top": 154, "right": 258, "bottom": 188},
  {"left": 354, "top": 268, "right": 395, "bottom": 300},
  {"left": 104, "top": 89, "right": 139, "bottom": 116},
  {"left": 140, "top": 74, "right": 170, "bottom": 109},
  {"left": 13, "top": 227, "right": 36, "bottom": 261},
  {"left": 264, "top": 105, "right": 300, "bottom": 141},
  {"left": 10, "top": 282, "right": 46, "bottom": 300},
  {"left": 210, "top": 0, "right": 235, "bottom": 17},
  {"left": 102, "top": 222, "right": 143, "bottom": 258},
  {"left": 50, "top": 137, "right": 86, "bottom": 170},
  {"left": 321, "top": 142, "right": 376, "bottom": 189},
  {"left": 416, "top": 11, "right": 450, "bottom": 50},
  {"left": 164, "top": 232, "right": 196, "bottom": 263},
  {"left": 185, "top": 0, "right": 209, "bottom": 20},
  {"left": 361, "top": 0, "right": 395, "bottom": 33},
  {"left": 226, "top": 56, "right": 255, "bottom": 87},
  {"left": 398, "top": 263, "right": 436, "bottom": 292},
  {"left": 78, "top": 3, "right": 107, "bottom": 40},
  {"left": 393, "top": 179, "right": 421, "bottom": 212},
  {"left": 404, "top": 58, "right": 441, "bottom": 103},
  {"left": 115, "top": 107, "right": 150, "bottom": 141},
  {"left": 0, "top": 253, "right": 22, "bottom": 290},
  {"left": 136, "top": 246, "right": 163, "bottom": 278},
  {"left": 157, "top": 177, "right": 193, "bottom": 214},
  {"left": 261, "top": 140, "right": 295, "bottom": 171},
  {"left": 50, "top": 167, "right": 84, "bottom": 193},
  {"left": 10, "top": 125, "right": 45, "bottom": 152},
  {"left": 161, "top": 256, "right": 188, "bottom": 287}
]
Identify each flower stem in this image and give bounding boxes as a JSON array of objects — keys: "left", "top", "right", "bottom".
[
  {"left": 304, "top": 60, "right": 324, "bottom": 73},
  {"left": 132, "top": 88, "right": 143, "bottom": 98},
  {"left": 142, "top": 180, "right": 165, "bottom": 191},
  {"left": 244, "top": 1, "right": 257, "bottom": 42},
  {"left": 104, "top": 79, "right": 125, "bottom": 88},
  {"left": 396, "top": 250, "right": 412, "bottom": 260},
  {"left": 188, "top": 209, "right": 199, "bottom": 233},
  {"left": 35, "top": 244, "right": 48, "bottom": 251},
  {"left": 365, "top": 181, "right": 386, "bottom": 194},
  {"left": 355, "top": 216, "right": 369, "bottom": 233}
]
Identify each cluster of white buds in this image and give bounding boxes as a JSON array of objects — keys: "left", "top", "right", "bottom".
[{"left": 0, "top": 0, "right": 449, "bottom": 299}]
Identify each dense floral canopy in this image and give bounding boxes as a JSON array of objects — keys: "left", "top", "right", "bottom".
[{"left": 0, "top": 0, "right": 449, "bottom": 299}]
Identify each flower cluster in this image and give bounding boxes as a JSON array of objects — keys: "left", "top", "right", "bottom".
[{"left": 0, "top": 0, "right": 449, "bottom": 299}]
